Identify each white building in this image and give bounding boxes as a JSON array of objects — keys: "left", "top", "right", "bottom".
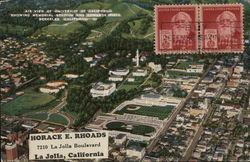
[
  {"left": 127, "top": 146, "right": 145, "bottom": 159},
  {"left": 90, "top": 60, "right": 98, "bottom": 67},
  {"left": 64, "top": 73, "right": 79, "bottom": 79},
  {"left": 108, "top": 75, "right": 123, "bottom": 82},
  {"left": 117, "top": 114, "right": 163, "bottom": 125},
  {"left": 21, "top": 121, "right": 38, "bottom": 129},
  {"left": 220, "top": 103, "right": 240, "bottom": 110},
  {"left": 83, "top": 57, "right": 93, "bottom": 62},
  {"left": 128, "top": 77, "right": 135, "bottom": 82},
  {"left": 186, "top": 64, "right": 204, "bottom": 73},
  {"left": 134, "top": 94, "right": 182, "bottom": 107},
  {"left": 198, "top": 98, "right": 210, "bottom": 109},
  {"left": 204, "top": 88, "right": 217, "bottom": 98},
  {"left": 148, "top": 62, "right": 162, "bottom": 73},
  {"left": 40, "top": 87, "right": 60, "bottom": 93},
  {"left": 109, "top": 68, "right": 129, "bottom": 76},
  {"left": 90, "top": 82, "right": 116, "bottom": 97},
  {"left": 114, "top": 134, "right": 127, "bottom": 145},
  {"left": 132, "top": 69, "right": 147, "bottom": 77},
  {"left": 234, "top": 66, "right": 244, "bottom": 73},
  {"left": 46, "top": 81, "right": 68, "bottom": 87}
]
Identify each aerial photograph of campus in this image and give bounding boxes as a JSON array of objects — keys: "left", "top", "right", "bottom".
[{"left": 0, "top": 0, "right": 250, "bottom": 161}]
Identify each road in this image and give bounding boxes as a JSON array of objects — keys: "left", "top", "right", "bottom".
[
  {"left": 123, "top": 2, "right": 136, "bottom": 15},
  {"left": 144, "top": 32, "right": 154, "bottom": 38},
  {"left": 117, "top": 72, "right": 133, "bottom": 90},
  {"left": 139, "top": 71, "right": 153, "bottom": 87},
  {"left": 145, "top": 59, "right": 217, "bottom": 154},
  {"left": 133, "top": 3, "right": 153, "bottom": 17},
  {"left": 109, "top": 22, "right": 120, "bottom": 35},
  {"left": 181, "top": 84, "right": 225, "bottom": 161},
  {"left": 48, "top": 90, "right": 68, "bottom": 114},
  {"left": 46, "top": 90, "right": 73, "bottom": 127}
]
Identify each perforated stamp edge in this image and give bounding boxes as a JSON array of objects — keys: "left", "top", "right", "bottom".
[
  {"left": 199, "top": 3, "right": 244, "bottom": 54},
  {"left": 154, "top": 4, "right": 199, "bottom": 55}
]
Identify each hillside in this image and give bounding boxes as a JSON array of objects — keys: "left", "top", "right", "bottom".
[{"left": 33, "top": 0, "right": 154, "bottom": 41}]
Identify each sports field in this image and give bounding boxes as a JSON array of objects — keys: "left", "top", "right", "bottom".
[
  {"left": 47, "top": 114, "right": 68, "bottom": 125},
  {"left": 25, "top": 113, "right": 48, "bottom": 121},
  {"left": 106, "top": 121, "right": 155, "bottom": 136},
  {"left": 2, "top": 87, "right": 56, "bottom": 116},
  {"left": 115, "top": 105, "right": 174, "bottom": 120},
  {"left": 25, "top": 113, "right": 68, "bottom": 125}
]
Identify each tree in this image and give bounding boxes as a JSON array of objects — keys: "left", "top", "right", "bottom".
[{"left": 151, "top": 72, "right": 162, "bottom": 83}]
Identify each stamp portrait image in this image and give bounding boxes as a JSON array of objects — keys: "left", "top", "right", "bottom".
[
  {"left": 155, "top": 5, "right": 198, "bottom": 54},
  {"left": 201, "top": 4, "right": 244, "bottom": 53}
]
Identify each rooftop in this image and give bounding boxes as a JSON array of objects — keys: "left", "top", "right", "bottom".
[
  {"left": 142, "top": 93, "right": 161, "bottom": 99},
  {"left": 116, "top": 134, "right": 126, "bottom": 139},
  {"left": 111, "top": 68, "right": 128, "bottom": 72},
  {"left": 93, "top": 82, "right": 115, "bottom": 90},
  {"left": 127, "top": 145, "right": 144, "bottom": 152}
]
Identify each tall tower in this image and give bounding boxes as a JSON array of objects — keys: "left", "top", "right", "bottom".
[
  {"left": 136, "top": 49, "right": 139, "bottom": 67},
  {"left": 5, "top": 142, "right": 18, "bottom": 161}
]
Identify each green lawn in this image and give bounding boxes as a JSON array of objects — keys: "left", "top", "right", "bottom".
[
  {"left": 106, "top": 122, "right": 125, "bottom": 130},
  {"left": 118, "top": 83, "right": 139, "bottom": 91},
  {"left": 132, "top": 125, "right": 155, "bottom": 135},
  {"left": 173, "top": 62, "right": 200, "bottom": 70},
  {"left": 47, "top": 114, "right": 68, "bottom": 125},
  {"left": 0, "top": 24, "right": 33, "bottom": 36},
  {"left": 125, "top": 18, "right": 153, "bottom": 40},
  {"left": 34, "top": 22, "right": 84, "bottom": 37},
  {"left": 34, "top": 0, "right": 153, "bottom": 41},
  {"left": 143, "top": 79, "right": 159, "bottom": 87},
  {"left": 2, "top": 87, "right": 56, "bottom": 116},
  {"left": 115, "top": 105, "right": 174, "bottom": 120},
  {"left": 118, "top": 77, "right": 145, "bottom": 91},
  {"left": 25, "top": 113, "right": 68, "bottom": 125},
  {"left": 25, "top": 113, "right": 48, "bottom": 121},
  {"left": 174, "top": 62, "right": 190, "bottom": 69},
  {"left": 167, "top": 70, "right": 202, "bottom": 77},
  {"left": 106, "top": 121, "right": 155, "bottom": 136},
  {"left": 62, "top": 107, "right": 78, "bottom": 119}
]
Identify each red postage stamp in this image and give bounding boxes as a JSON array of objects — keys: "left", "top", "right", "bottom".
[
  {"left": 155, "top": 5, "right": 198, "bottom": 54},
  {"left": 200, "top": 4, "right": 244, "bottom": 53}
]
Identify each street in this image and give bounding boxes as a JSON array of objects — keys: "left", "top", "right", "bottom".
[{"left": 145, "top": 59, "right": 217, "bottom": 154}]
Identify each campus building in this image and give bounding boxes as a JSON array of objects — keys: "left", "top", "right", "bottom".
[
  {"left": 132, "top": 69, "right": 147, "bottom": 77},
  {"left": 115, "top": 134, "right": 127, "bottom": 145},
  {"left": 186, "top": 64, "right": 204, "bottom": 73},
  {"left": 39, "top": 86, "right": 61, "bottom": 93},
  {"left": 148, "top": 62, "right": 162, "bottom": 73},
  {"left": 127, "top": 145, "right": 145, "bottom": 159},
  {"left": 46, "top": 80, "right": 68, "bottom": 87},
  {"left": 134, "top": 93, "right": 182, "bottom": 107},
  {"left": 64, "top": 73, "right": 79, "bottom": 79},
  {"left": 109, "top": 68, "right": 129, "bottom": 76},
  {"left": 108, "top": 75, "right": 123, "bottom": 82},
  {"left": 90, "top": 82, "right": 116, "bottom": 97}
]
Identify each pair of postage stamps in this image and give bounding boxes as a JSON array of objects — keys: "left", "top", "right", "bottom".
[{"left": 155, "top": 4, "right": 244, "bottom": 54}]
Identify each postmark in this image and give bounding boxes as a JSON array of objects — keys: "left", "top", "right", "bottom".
[
  {"left": 200, "top": 4, "right": 244, "bottom": 53},
  {"left": 155, "top": 5, "right": 198, "bottom": 54}
]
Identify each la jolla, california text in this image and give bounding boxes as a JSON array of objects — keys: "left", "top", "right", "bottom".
[
  {"left": 30, "top": 132, "right": 106, "bottom": 160},
  {"left": 34, "top": 151, "right": 104, "bottom": 160}
]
